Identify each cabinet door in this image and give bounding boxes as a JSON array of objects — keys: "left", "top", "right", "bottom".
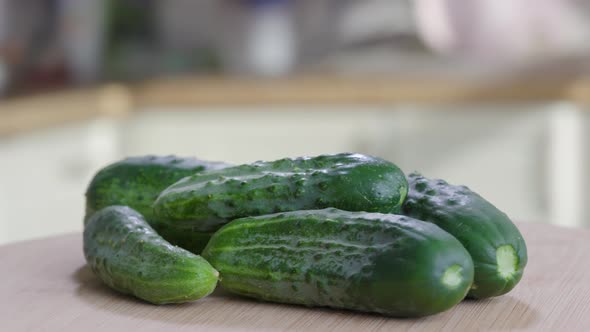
[
  {"left": 123, "top": 105, "right": 565, "bottom": 225},
  {"left": 120, "top": 106, "right": 388, "bottom": 163},
  {"left": 0, "top": 120, "right": 120, "bottom": 244}
]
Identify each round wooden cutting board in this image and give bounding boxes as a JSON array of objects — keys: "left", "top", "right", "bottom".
[{"left": 1, "top": 222, "right": 589, "bottom": 331}]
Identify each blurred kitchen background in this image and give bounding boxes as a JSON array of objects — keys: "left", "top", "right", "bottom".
[{"left": 1, "top": 0, "right": 590, "bottom": 244}]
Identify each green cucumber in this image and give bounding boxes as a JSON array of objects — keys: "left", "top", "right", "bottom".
[
  {"left": 202, "top": 208, "right": 474, "bottom": 317},
  {"left": 85, "top": 155, "right": 230, "bottom": 222},
  {"left": 83, "top": 206, "right": 219, "bottom": 304},
  {"left": 403, "top": 173, "right": 528, "bottom": 299},
  {"left": 85, "top": 155, "right": 230, "bottom": 253},
  {"left": 154, "top": 153, "right": 408, "bottom": 233}
]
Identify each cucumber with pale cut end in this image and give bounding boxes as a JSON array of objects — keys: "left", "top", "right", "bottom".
[
  {"left": 154, "top": 153, "right": 408, "bottom": 233},
  {"left": 202, "top": 208, "right": 474, "bottom": 317},
  {"left": 83, "top": 206, "right": 219, "bottom": 304},
  {"left": 403, "top": 173, "right": 528, "bottom": 299}
]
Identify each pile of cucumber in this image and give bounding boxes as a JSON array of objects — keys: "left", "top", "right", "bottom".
[{"left": 83, "top": 153, "right": 527, "bottom": 317}]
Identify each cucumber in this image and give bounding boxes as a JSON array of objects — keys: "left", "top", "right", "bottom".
[
  {"left": 83, "top": 206, "right": 219, "bottom": 304},
  {"left": 202, "top": 208, "right": 474, "bottom": 317},
  {"left": 403, "top": 173, "right": 528, "bottom": 299},
  {"left": 85, "top": 155, "right": 230, "bottom": 253},
  {"left": 85, "top": 155, "right": 230, "bottom": 222},
  {"left": 154, "top": 153, "right": 408, "bottom": 233}
]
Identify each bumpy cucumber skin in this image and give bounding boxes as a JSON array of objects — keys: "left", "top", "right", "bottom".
[
  {"left": 85, "top": 155, "right": 230, "bottom": 253},
  {"left": 202, "top": 208, "right": 474, "bottom": 317},
  {"left": 403, "top": 173, "right": 528, "bottom": 299},
  {"left": 83, "top": 206, "right": 219, "bottom": 304},
  {"left": 154, "top": 153, "right": 408, "bottom": 233},
  {"left": 85, "top": 155, "right": 230, "bottom": 222}
]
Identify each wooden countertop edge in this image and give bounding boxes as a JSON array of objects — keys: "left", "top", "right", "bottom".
[
  {"left": 132, "top": 76, "right": 572, "bottom": 107},
  {"left": 2, "top": 75, "right": 590, "bottom": 136},
  {"left": 0, "top": 85, "right": 132, "bottom": 137}
]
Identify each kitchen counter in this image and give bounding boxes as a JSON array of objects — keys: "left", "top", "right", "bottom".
[
  {"left": 1, "top": 222, "right": 588, "bottom": 331},
  {"left": 2, "top": 74, "right": 590, "bottom": 137}
]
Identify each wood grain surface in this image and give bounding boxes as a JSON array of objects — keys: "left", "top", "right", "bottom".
[{"left": 1, "top": 222, "right": 589, "bottom": 331}]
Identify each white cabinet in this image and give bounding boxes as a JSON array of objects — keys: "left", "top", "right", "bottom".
[
  {"left": 0, "top": 104, "right": 587, "bottom": 245},
  {"left": 0, "top": 119, "right": 120, "bottom": 244},
  {"left": 122, "top": 103, "right": 587, "bottom": 227}
]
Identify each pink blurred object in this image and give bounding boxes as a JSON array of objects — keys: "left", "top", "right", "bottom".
[{"left": 415, "top": 0, "right": 590, "bottom": 62}]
